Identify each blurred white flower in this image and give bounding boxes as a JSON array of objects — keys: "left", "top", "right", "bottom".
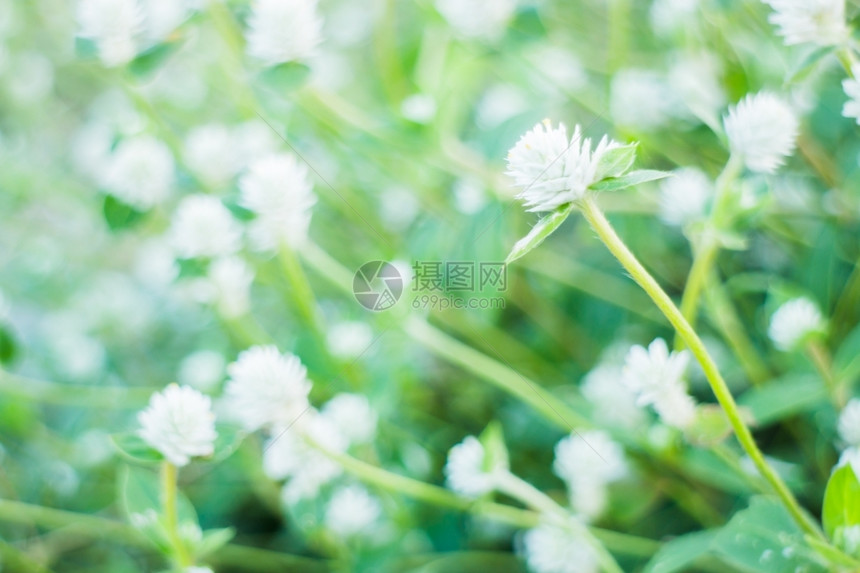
[
  {"left": 444, "top": 435, "right": 502, "bottom": 497},
  {"left": 768, "top": 297, "right": 825, "bottom": 351},
  {"left": 178, "top": 349, "right": 226, "bottom": 392},
  {"left": 842, "top": 65, "right": 860, "bottom": 125},
  {"left": 435, "top": 0, "right": 516, "bottom": 41},
  {"left": 624, "top": 338, "right": 696, "bottom": 430},
  {"left": 453, "top": 178, "right": 488, "bottom": 215},
  {"left": 528, "top": 46, "right": 587, "bottom": 93},
  {"left": 233, "top": 120, "right": 280, "bottom": 168},
  {"left": 839, "top": 399, "right": 860, "bottom": 448},
  {"left": 724, "top": 92, "right": 798, "bottom": 174},
  {"left": 762, "top": 0, "right": 847, "bottom": 46},
  {"left": 522, "top": 521, "right": 598, "bottom": 573},
  {"left": 658, "top": 167, "right": 713, "bottom": 226},
  {"left": 140, "top": 0, "right": 191, "bottom": 42},
  {"left": 208, "top": 256, "right": 254, "bottom": 318},
  {"left": 169, "top": 195, "right": 242, "bottom": 259},
  {"left": 183, "top": 124, "right": 239, "bottom": 185},
  {"left": 668, "top": 52, "right": 726, "bottom": 121},
  {"left": 554, "top": 430, "right": 627, "bottom": 520},
  {"left": 102, "top": 135, "right": 175, "bottom": 210},
  {"left": 138, "top": 384, "right": 217, "bottom": 466},
  {"left": 246, "top": 0, "right": 322, "bottom": 66},
  {"left": 506, "top": 121, "right": 623, "bottom": 212},
  {"left": 264, "top": 413, "right": 346, "bottom": 503},
  {"left": 135, "top": 238, "right": 179, "bottom": 288},
  {"left": 324, "top": 484, "right": 383, "bottom": 537},
  {"left": 239, "top": 153, "right": 317, "bottom": 250},
  {"left": 400, "top": 93, "right": 437, "bottom": 123},
  {"left": 6, "top": 52, "right": 54, "bottom": 103},
  {"left": 610, "top": 69, "right": 681, "bottom": 130},
  {"left": 581, "top": 364, "right": 646, "bottom": 429},
  {"left": 224, "top": 345, "right": 312, "bottom": 431},
  {"left": 76, "top": 0, "right": 143, "bottom": 67},
  {"left": 649, "top": 0, "right": 698, "bottom": 37},
  {"left": 184, "top": 567, "right": 214, "bottom": 573},
  {"left": 326, "top": 321, "right": 373, "bottom": 359},
  {"left": 476, "top": 84, "right": 529, "bottom": 129},
  {"left": 321, "top": 393, "right": 378, "bottom": 445}
]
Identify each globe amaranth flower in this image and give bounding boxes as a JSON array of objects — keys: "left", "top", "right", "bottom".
[
  {"left": 324, "top": 484, "right": 383, "bottom": 538},
  {"left": 169, "top": 195, "right": 243, "bottom": 259},
  {"left": 506, "top": 120, "right": 625, "bottom": 212},
  {"left": 434, "top": 0, "right": 516, "bottom": 41},
  {"left": 842, "top": 65, "right": 860, "bottom": 125},
  {"left": 768, "top": 297, "right": 825, "bottom": 351},
  {"left": 553, "top": 430, "right": 627, "bottom": 520},
  {"left": 762, "top": 0, "right": 847, "bottom": 47},
  {"left": 102, "top": 135, "right": 175, "bottom": 210},
  {"left": 224, "top": 345, "right": 312, "bottom": 431},
  {"left": 623, "top": 338, "right": 696, "bottom": 430},
  {"left": 522, "top": 520, "right": 599, "bottom": 573},
  {"left": 580, "top": 364, "right": 645, "bottom": 430},
  {"left": 77, "top": 0, "right": 143, "bottom": 67},
  {"left": 239, "top": 153, "right": 317, "bottom": 251},
  {"left": 207, "top": 256, "right": 254, "bottom": 319},
  {"left": 723, "top": 92, "right": 798, "bottom": 174},
  {"left": 138, "top": 384, "right": 217, "bottom": 466},
  {"left": 321, "top": 393, "right": 378, "bottom": 445},
  {"left": 444, "top": 435, "right": 504, "bottom": 497},
  {"left": 246, "top": 0, "right": 322, "bottom": 66},
  {"left": 658, "top": 167, "right": 713, "bottom": 227}
]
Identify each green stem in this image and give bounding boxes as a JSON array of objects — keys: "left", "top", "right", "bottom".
[
  {"left": 677, "top": 240, "right": 719, "bottom": 337},
  {"left": 161, "top": 462, "right": 193, "bottom": 569},
  {"left": 0, "top": 369, "right": 151, "bottom": 408},
  {"left": 307, "top": 440, "right": 658, "bottom": 558},
  {"left": 578, "top": 195, "right": 825, "bottom": 541},
  {"left": 0, "top": 500, "right": 329, "bottom": 571}
]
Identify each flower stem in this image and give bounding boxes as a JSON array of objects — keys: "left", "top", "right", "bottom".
[
  {"left": 161, "top": 461, "right": 193, "bottom": 569},
  {"left": 806, "top": 339, "right": 843, "bottom": 409},
  {"left": 578, "top": 195, "right": 825, "bottom": 541}
]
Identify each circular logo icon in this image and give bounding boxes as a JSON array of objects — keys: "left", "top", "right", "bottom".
[{"left": 353, "top": 261, "right": 403, "bottom": 311}]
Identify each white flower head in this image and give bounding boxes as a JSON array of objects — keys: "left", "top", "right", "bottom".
[
  {"left": 444, "top": 435, "right": 502, "bottom": 497},
  {"left": 581, "top": 364, "right": 646, "bottom": 429},
  {"left": 553, "top": 430, "right": 627, "bottom": 519},
  {"left": 839, "top": 399, "right": 860, "bottom": 448},
  {"left": 762, "top": 0, "right": 847, "bottom": 46},
  {"left": 839, "top": 447, "right": 860, "bottom": 482},
  {"left": 178, "top": 350, "right": 226, "bottom": 392},
  {"left": 623, "top": 338, "right": 696, "bottom": 430},
  {"left": 224, "top": 345, "right": 312, "bottom": 431},
  {"left": 842, "top": 65, "right": 860, "bottom": 125},
  {"left": 610, "top": 69, "right": 681, "bottom": 131},
  {"left": 102, "top": 135, "right": 175, "bottom": 210},
  {"left": 138, "top": 384, "right": 217, "bottom": 466},
  {"left": 77, "top": 0, "right": 143, "bottom": 67},
  {"left": 326, "top": 321, "right": 373, "bottom": 359},
  {"left": 724, "top": 92, "right": 799, "bottom": 174},
  {"left": 207, "top": 256, "right": 254, "bottom": 319},
  {"left": 169, "top": 195, "right": 242, "bottom": 259},
  {"left": 658, "top": 167, "right": 713, "bottom": 226},
  {"left": 239, "top": 153, "right": 317, "bottom": 251},
  {"left": 434, "top": 0, "right": 516, "bottom": 41},
  {"left": 321, "top": 393, "right": 378, "bottom": 445},
  {"left": 768, "top": 297, "right": 825, "bottom": 351},
  {"left": 522, "top": 521, "right": 599, "bottom": 573},
  {"left": 668, "top": 52, "right": 726, "bottom": 120},
  {"left": 324, "top": 484, "right": 383, "bottom": 538},
  {"left": 246, "top": 0, "right": 322, "bottom": 66},
  {"left": 183, "top": 124, "right": 240, "bottom": 185},
  {"left": 506, "top": 120, "right": 624, "bottom": 212},
  {"left": 264, "top": 413, "right": 347, "bottom": 503},
  {"left": 649, "top": 0, "right": 698, "bottom": 37}
]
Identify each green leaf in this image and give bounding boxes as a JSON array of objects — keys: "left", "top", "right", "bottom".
[
  {"left": 643, "top": 530, "right": 718, "bottom": 573},
  {"left": 0, "top": 325, "right": 18, "bottom": 365},
  {"left": 785, "top": 46, "right": 834, "bottom": 85},
  {"left": 589, "top": 169, "right": 671, "bottom": 192},
  {"left": 111, "top": 432, "right": 163, "bottom": 465},
  {"left": 823, "top": 464, "right": 860, "bottom": 540},
  {"left": 257, "top": 62, "right": 311, "bottom": 94},
  {"left": 103, "top": 195, "right": 144, "bottom": 232},
  {"left": 478, "top": 421, "right": 509, "bottom": 473},
  {"left": 711, "top": 496, "right": 827, "bottom": 573},
  {"left": 594, "top": 143, "right": 637, "bottom": 181},
  {"left": 128, "top": 41, "right": 180, "bottom": 77},
  {"left": 195, "top": 527, "right": 236, "bottom": 559},
  {"left": 738, "top": 375, "right": 828, "bottom": 427},
  {"left": 805, "top": 535, "right": 860, "bottom": 568},
  {"left": 505, "top": 203, "right": 574, "bottom": 264}
]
